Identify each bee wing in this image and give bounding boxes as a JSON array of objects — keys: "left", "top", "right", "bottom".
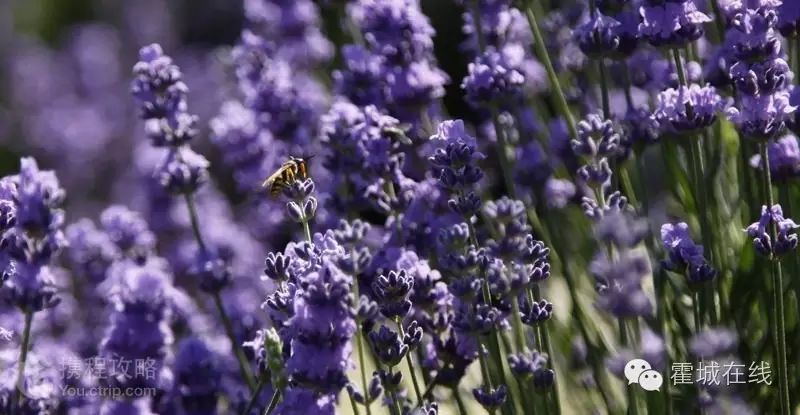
[
  {"left": 385, "top": 124, "right": 413, "bottom": 145},
  {"left": 261, "top": 171, "right": 280, "bottom": 188}
]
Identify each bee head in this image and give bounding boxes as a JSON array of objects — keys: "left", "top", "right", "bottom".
[{"left": 291, "top": 153, "right": 315, "bottom": 162}]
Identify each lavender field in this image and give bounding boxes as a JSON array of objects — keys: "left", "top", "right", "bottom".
[{"left": 0, "top": 0, "right": 799, "bottom": 414}]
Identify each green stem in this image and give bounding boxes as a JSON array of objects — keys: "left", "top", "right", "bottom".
[
  {"left": 621, "top": 65, "right": 634, "bottom": 110},
  {"left": 489, "top": 318, "right": 515, "bottom": 415},
  {"left": 693, "top": 290, "right": 703, "bottom": 334},
  {"left": 466, "top": 216, "right": 505, "bottom": 404},
  {"left": 619, "top": 165, "right": 639, "bottom": 209},
  {"left": 761, "top": 143, "right": 791, "bottom": 415},
  {"left": 542, "top": 219, "right": 616, "bottom": 412},
  {"left": 489, "top": 104, "right": 518, "bottom": 198},
  {"left": 420, "top": 108, "right": 435, "bottom": 137},
  {"left": 351, "top": 270, "right": 372, "bottom": 415},
  {"left": 454, "top": 390, "right": 469, "bottom": 415},
  {"left": 688, "top": 137, "right": 713, "bottom": 327},
  {"left": 510, "top": 296, "right": 540, "bottom": 413},
  {"left": 185, "top": 191, "right": 255, "bottom": 391},
  {"left": 341, "top": 2, "right": 364, "bottom": 46},
  {"left": 597, "top": 59, "right": 611, "bottom": 120},
  {"left": 348, "top": 391, "right": 362, "bottom": 415},
  {"left": 655, "top": 269, "right": 674, "bottom": 415},
  {"left": 396, "top": 318, "right": 424, "bottom": 404},
  {"left": 242, "top": 378, "right": 265, "bottom": 415},
  {"left": 184, "top": 193, "right": 208, "bottom": 253},
  {"left": 469, "top": 0, "right": 487, "bottom": 51},
  {"left": 771, "top": 260, "right": 790, "bottom": 415},
  {"left": 467, "top": 0, "right": 517, "bottom": 198},
  {"left": 478, "top": 339, "right": 495, "bottom": 390},
  {"left": 510, "top": 298, "right": 528, "bottom": 352},
  {"left": 213, "top": 292, "right": 257, "bottom": 392},
  {"left": 706, "top": 0, "right": 725, "bottom": 42},
  {"left": 532, "top": 284, "right": 561, "bottom": 415},
  {"left": 672, "top": 49, "right": 687, "bottom": 88},
  {"left": 476, "top": 342, "right": 499, "bottom": 415},
  {"left": 388, "top": 367, "right": 403, "bottom": 415},
  {"left": 619, "top": 319, "right": 639, "bottom": 415},
  {"left": 635, "top": 151, "right": 650, "bottom": 213},
  {"left": 13, "top": 311, "right": 34, "bottom": 411},
  {"left": 522, "top": 0, "right": 577, "bottom": 139},
  {"left": 263, "top": 389, "right": 281, "bottom": 415},
  {"left": 301, "top": 219, "right": 312, "bottom": 243},
  {"left": 795, "top": 38, "right": 800, "bottom": 79}
]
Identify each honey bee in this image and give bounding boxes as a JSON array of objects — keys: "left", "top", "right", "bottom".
[
  {"left": 261, "top": 156, "right": 313, "bottom": 196},
  {"left": 383, "top": 124, "right": 413, "bottom": 145}
]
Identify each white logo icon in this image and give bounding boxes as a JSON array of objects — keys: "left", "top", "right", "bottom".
[
  {"left": 624, "top": 358, "right": 652, "bottom": 385},
  {"left": 638, "top": 369, "right": 663, "bottom": 391},
  {"left": 624, "top": 358, "right": 663, "bottom": 391}
]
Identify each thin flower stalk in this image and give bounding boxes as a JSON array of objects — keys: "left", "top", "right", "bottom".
[{"left": 760, "top": 143, "right": 791, "bottom": 415}]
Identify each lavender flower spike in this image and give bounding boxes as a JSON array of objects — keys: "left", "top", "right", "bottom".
[
  {"left": 655, "top": 84, "right": 726, "bottom": 134},
  {"left": 639, "top": 0, "right": 711, "bottom": 47},
  {"left": 2, "top": 157, "right": 66, "bottom": 312},
  {"left": 745, "top": 204, "right": 799, "bottom": 257},
  {"left": 660, "top": 222, "right": 716, "bottom": 283},
  {"left": 726, "top": 91, "right": 796, "bottom": 141}
]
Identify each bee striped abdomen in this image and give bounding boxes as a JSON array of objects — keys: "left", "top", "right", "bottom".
[{"left": 262, "top": 157, "right": 310, "bottom": 197}]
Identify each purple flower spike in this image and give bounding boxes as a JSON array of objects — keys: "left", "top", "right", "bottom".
[
  {"left": 372, "top": 269, "right": 414, "bottom": 319},
  {"left": 575, "top": 12, "right": 621, "bottom": 58},
  {"left": 520, "top": 299, "right": 554, "bottom": 325},
  {"left": 745, "top": 204, "right": 799, "bottom": 256},
  {"left": 639, "top": 0, "right": 711, "bottom": 47},
  {"left": 749, "top": 134, "right": 800, "bottom": 181},
  {"left": 101, "top": 262, "right": 173, "bottom": 390},
  {"left": 726, "top": 91, "right": 796, "bottom": 140},
  {"left": 661, "top": 222, "right": 716, "bottom": 283},
  {"left": 280, "top": 258, "right": 355, "bottom": 409},
  {"left": 333, "top": 45, "right": 387, "bottom": 107},
  {"left": 473, "top": 385, "right": 508, "bottom": 411},
  {"left": 655, "top": 84, "right": 726, "bottom": 134},
  {"left": 462, "top": 46, "right": 526, "bottom": 104},
  {"left": 264, "top": 251, "right": 293, "bottom": 282},
  {"left": 368, "top": 325, "right": 408, "bottom": 366},
  {"left": 155, "top": 148, "right": 210, "bottom": 195},
  {"left": 131, "top": 44, "right": 185, "bottom": 121},
  {"left": 573, "top": 114, "right": 620, "bottom": 159},
  {"left": 1, "top": 158, "right": 66, "bottom": 312}
]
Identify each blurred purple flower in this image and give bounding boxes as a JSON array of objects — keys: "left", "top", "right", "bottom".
[
  {"left": 726, "top": 91, "right": 795, "bottom": 140},
  {"left": 749, "top": 134, "right": 800, "bottom": 181},
  {"left": 101, "top": 205, "right": 156, "bottom": 262},
  {"left": 639, "top": 0, "right": 711, "bottom": 47},
  {"left": 655, "top": 84, "right": 725, "bottom": 134},
  {"left": 210, "top": 100, "right": 276, "bottom": 193},
  {"left": 690, "top": 328, "right": 738, "bottom": 358},
  {"left": 65, "top": 219, "right": 120, "bottom": 285},
  {"left": 100, "top": 262, "right": 174, "bottom": 390},
  {"left": 661, "top": 222, "right": 716, "bottom": 283},
  {"left": 243, "top": 0, "right": 333, "bottom": 67},
  {"left": 462, "top": 46, "right": 526, "bottom": 104}
]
